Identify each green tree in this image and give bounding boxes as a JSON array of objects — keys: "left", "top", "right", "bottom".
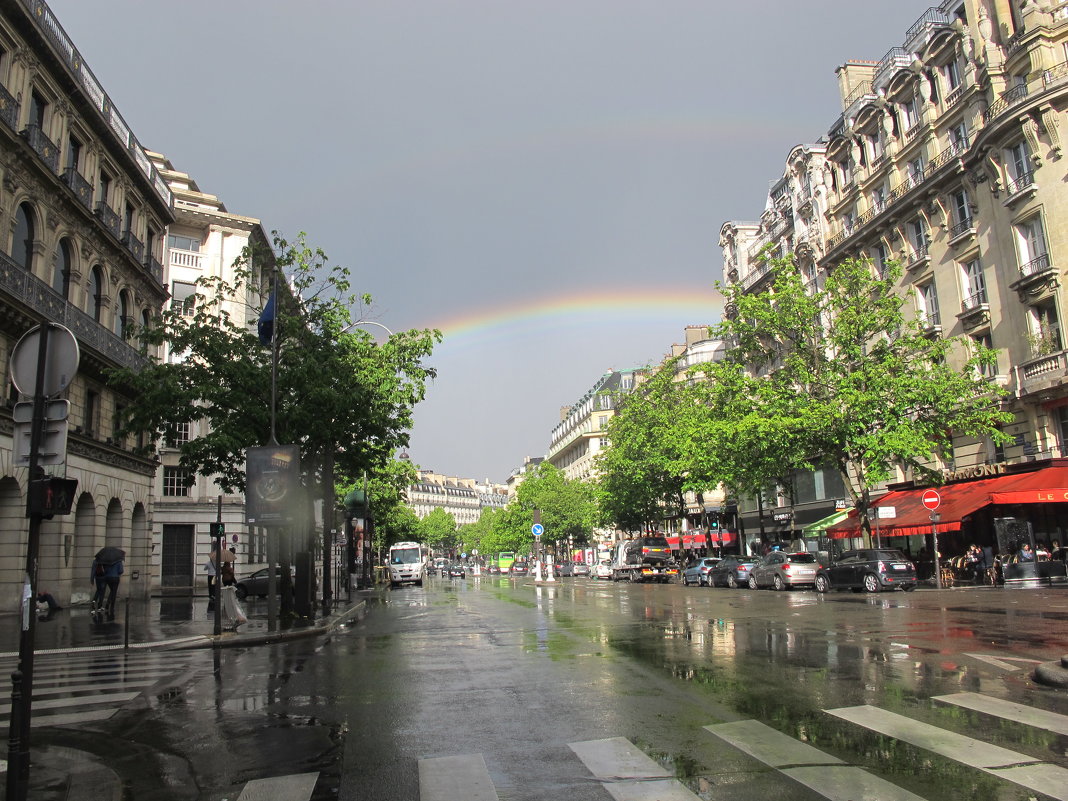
[
  {"left": 595, "top": 362, "right": 708, "bottom": 532},
  {"left": 420, "top": 507, "right": 458, "bottom": 552},
  {"left": 509, "top": 463, "right": 598, "bottom": 551},
  {"left": 112, "top": 232, "right": 441, "bottom": 573},
  {"left": 691, "top": 253, "right": 1010, "bottom": 541}
]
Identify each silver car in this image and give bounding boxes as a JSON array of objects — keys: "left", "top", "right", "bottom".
[{"left": 748, "top": 551, "right": 820, "bottom": 590}]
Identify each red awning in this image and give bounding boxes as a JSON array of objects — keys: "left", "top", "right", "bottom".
[{"left": 827, "top": 465, "right": 1068, "bottom": 539}]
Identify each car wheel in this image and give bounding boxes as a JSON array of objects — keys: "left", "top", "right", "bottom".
[
  {"left": 863, "top": 573, "right": 881, "bottom": 593},
  {"left": 748, "top": 576, "right": 759, "bottom": 590},
  {"left": 902, "top": 583, "right": 916, "bottom": 592},
  {"left": 416, "top": 579, "right": 423, "bottom": 587},
  {"left": 727, "top": 573, "right": 738, "bottom": 589},
  {"left": 235, "top": 586, "right": 248, "bottom": 601},
  {"left": 773, "top": 574, "right": 785, "bottom": 591},
  {"left": 682, "top": 574, "right": 690, "bottom": 586},
  {"left": 814, "top": 574, "right": 830, "bottom": 594}
]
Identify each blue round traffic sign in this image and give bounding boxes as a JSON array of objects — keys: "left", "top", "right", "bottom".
[{"left": 532, "top": 523, "right": 544, "bottom": 537}]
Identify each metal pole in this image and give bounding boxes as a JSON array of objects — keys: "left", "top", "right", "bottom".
[
  {"left": 268, "top": 269, "right": 279, "bottom": 446},
  {"left": 214, "top": 495, "right": 223, "bottom": 637},
  {"left": 931, "top": 512, "right": 942, "bottom": 589}
]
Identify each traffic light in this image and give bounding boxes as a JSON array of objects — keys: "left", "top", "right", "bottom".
[
  {"left": 209, "top": 522, "right": 225, "bottom": 539},
  {"left": 28, "top": 477, "right": 78, "bottom": 518},
  {"left": 708, "top": 510, "right": 720, "bottom": 530}
]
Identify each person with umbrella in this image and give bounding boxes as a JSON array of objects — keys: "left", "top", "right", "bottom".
[{"left": 91, "top": 546, "right": 125, "bottom": 619}]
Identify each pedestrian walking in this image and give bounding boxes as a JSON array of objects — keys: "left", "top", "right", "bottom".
[
  {"left": 221, "top": 547, "right": 236, "bottom": 587},
  {"left": 205, "top": 553, "right": 217, "bottom": 600},
  {"left": 91, "top": 546, "right": 125, "bottom": 619}
]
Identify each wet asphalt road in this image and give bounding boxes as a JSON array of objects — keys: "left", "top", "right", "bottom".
[{"left": 91, "top": 575, "right": 1068, "bottom": 800}]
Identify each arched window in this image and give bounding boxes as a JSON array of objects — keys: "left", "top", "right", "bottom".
[
  {"left": 53, "top": 238, "right": 72, "bottom": 298},
  {"left": 115, "top": 290, "right": 130, "bottom": 338},
  {"left": 13, "top": 203, "right": 34, "bottom": 270},
  {"left": 89, "top": 265, "right": 104, "bottom": 322}
]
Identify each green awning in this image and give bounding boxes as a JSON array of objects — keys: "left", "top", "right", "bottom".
[{"left": 802, "top": 509, "right": 850, "bottom": 537}]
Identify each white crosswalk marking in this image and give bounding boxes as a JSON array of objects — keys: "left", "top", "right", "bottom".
[
  {"left": 419, "top": 754, "right": 499, "bottom": 801},
  {"left": 827, "top": 704, "right": 1068, "bottom": 801},
  {"left": 704, "top": 720, "right": 930, "bottom": 801},
  {"left": 934, "top": 692, "right": 1068, "bottom": 736},
  {"left": 235, "top": 771, "right": 319, "bottom": 801},
  {"left": 0, "top": 650, "right": 194, "bottom": 729},
  {"left": 569, "top": 737, "right": 702, "bottom": 801}
]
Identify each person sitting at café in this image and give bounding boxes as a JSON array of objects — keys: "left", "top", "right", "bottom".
[
  {"left": 1017, "top": 542, "right": 1035, "bottom": 563},
  {"left": 1036, "top": 541, "right": 1051, "bottom": 561}
]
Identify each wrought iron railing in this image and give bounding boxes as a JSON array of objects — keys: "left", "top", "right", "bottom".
[
  {"left": 20, "top": 124, "right": 59, "bottom": 172},
  {"left": 144, "top": 255, "right": 164, "bottom": 285},
  {"left": 1019, "top": 252, "right": 1051, "bottom": 279},
  {"left": 961, "top": 289, "right": 988, "bottom": 312},
  {"left": 982, "top": 84, "right": 1029, "bottom": 123},
  {"left": 0, "top": 247, "right": 147, "bottom": 370},
  {"left": 121, "top": 230, "right": 144, "bottom": 263},
  {"left": 949, "top": 217, "right": 974, "bottom": 238},
  {"left": 63, "top": 168, "right": 92, "bottom": 210},
  {"left": 1006, "top": 170, "right": 1035, "bottom": 197},
  {"left": 0, "top": 82, "right": 18, "bottom": 131},
  {"left": 95, "top": 201, "right": 121, "bottom": 239},
  {"left": 874, "top": 47, "right": 911, "bottom": 83},
  {"left": 905, "top": 7, "right": 951, "bottom": 45},
  {"left": 928, "top": 138, "right": 968, "bottom": 172},
  {"left": 1043, "top": 61, "right": 1068, "bottom": 88}
]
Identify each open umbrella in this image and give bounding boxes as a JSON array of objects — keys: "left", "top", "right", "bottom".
[
  {"left": 210, "top": 546, "right": 236, "bottom": 563},
  {"left": 95, "top": 546, "right": 125, "bottom": 565}
]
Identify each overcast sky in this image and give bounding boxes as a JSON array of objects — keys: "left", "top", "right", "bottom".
[{"left": 50, "top": 0, "right": 922, "bottom": 483}]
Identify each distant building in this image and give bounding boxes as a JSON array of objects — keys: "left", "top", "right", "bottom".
[
  {"left": 406, "top": 469, "right": 508, "bottom": 526},
  {"left": 505, "top": 455, "right": 543, "bottom": 498},
  {"left": 0, "top": 0, "right": 174, "bottom": 607}
]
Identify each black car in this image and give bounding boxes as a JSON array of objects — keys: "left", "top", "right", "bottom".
[
  {"left": 447, "top": 563, "right": 466, "bottom": 578},
  {"left": 815, "top": 549, "right": 917, "bottom": 593},
  {"left": 510, "top": 561, "right": 529, "bottom": 576},
  {"left": 234, "top": 567, "right": 294, "bottom": 600}
]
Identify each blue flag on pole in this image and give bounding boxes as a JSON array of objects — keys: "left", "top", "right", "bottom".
[{"left": 257, "top": 292, "right": 275, "bottom": 346}]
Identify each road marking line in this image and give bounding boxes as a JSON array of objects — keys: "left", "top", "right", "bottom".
[
  {"left": 0, "top": 691, "right": 139, "bottom": 713},
  {"left": 236, "top": 771, "right": 319, "bottom": 801},
  {"left": 827, "top": 705, "right": 1068, "bottom": 801},
  {"left": 419, "top": 754, "right": 499, "bottom": 801},
  {"left": 569, "top": 737, "right": 701, "bottom": 801},
  {"left": 934, "top": 692, "right": 1068, "bottom": 736},
  {"left": 705, "top": 720, "right": 929, "bottom": 801},
  {"left": 964, "top": 653, "right": 1041, "bottom": 671}
]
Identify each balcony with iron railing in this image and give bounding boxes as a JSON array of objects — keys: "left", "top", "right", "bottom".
[
  {"left": 63, "top": 167, "right": 92, "bottom": 210},
  {"left": 904, "top": 242, "right": 930, "bottom": 271},
  {"left": 0, "top": 82, "right": 18, "bottom": 132},
  {"left": 121, "top": 230, "right": 144, "bottom": 263},
  {"left": 1044, "top": 60, "right": 1068, "bottom": 89},
  {"left": 982, "top": 83, "right": 1029, "bottom": 123},
  {"left": 949, "top": 216, "right": 975, "bottom": 239},
  {"left": 960, "top": 288, "right": 988, "bottom": 313},
  {"left": 20, "top": 123, "right": 60, "bottom": 172},
  {"left": 0, "top": 246, "right": 147, "bottom": 371},
  {"left": 1017, "top": 252, "right": 1052, "bottom": 284},
  {"left": 874, "top": 47, "right": 912, "bottom": 86},
  {"left": 904, "top": 7, "right": 952, "bottom": 52},
  {"left": 741, "top": 261, "right": 774, "bottom": 292},
  {"left": 144, "top": 254, "right": 164, "bottom": 285},
  {"left": 928, "top": 138, "right": 968, "bottom": 173},
  {"left": 1017, "top": 348, "right": 1068, "bottom": 396},
  {"left": 95, "top": 201, "right": 121, "bottom": 239},
  {"left": 1005, "top": 169, "right": 1036, "bottom": 200}
]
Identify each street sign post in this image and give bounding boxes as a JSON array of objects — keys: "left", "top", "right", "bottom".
[
  {"left": 921, "top": 489, "right": 942, "bottom": 510},
  {"left": 531, "top": 523, "right": 544, "bottom": 537},
  {"left": 921, "top": 490, "right": 944, "bottom": 589}
]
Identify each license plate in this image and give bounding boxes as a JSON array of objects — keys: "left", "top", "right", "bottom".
[
  {"left": 892, "top": 564, "right": 907, "bottom": 570},
  {"left": 795, "top": 569, "right": 814, "bottom": 575}
]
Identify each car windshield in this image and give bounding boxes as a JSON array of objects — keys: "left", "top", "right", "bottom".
[
  {"left": 787, "top": 553, "right": 817, "bottom": 563},
  {"left": 644, "top": 537, "right": 669, "bottom": 548},
  {"left": 871, "top": 550, "right": 909, "bottom": 561},
  {"left": 391, "top": 548, "right": 421, "bottom": 564}
]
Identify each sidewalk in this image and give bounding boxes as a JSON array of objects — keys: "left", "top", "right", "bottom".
[{"left": 0, "top": 589, "right": 379, "bottom": 801}]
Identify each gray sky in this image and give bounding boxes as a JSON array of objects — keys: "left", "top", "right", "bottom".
[{"left": 50, "top": 0, "right": 921, "bottom": 483}]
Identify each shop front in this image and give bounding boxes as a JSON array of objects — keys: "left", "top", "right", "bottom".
[{"left": 826, "top": 461, "right": 1068, "bottom": 581}]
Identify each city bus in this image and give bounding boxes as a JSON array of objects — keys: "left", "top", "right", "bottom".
[
  {"left": 388, "top": 541, "right": 427, "bottom": 587},
  {"left": 497, "top": 551, "right": 516, "bottom": 574}
]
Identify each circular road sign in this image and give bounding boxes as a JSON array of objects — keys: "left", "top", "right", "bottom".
[
  {"left": 531, "top": 523, "right": 544, "bottom": 537},
  {"left": 921, "top": 489, "right": 942, "bottom": 510},
  {"left": 10, "top": 324, "right": 79, "bottom": 397}
]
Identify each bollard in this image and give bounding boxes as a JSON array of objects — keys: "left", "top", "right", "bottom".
[{"left": 124, "top": 597, "right": 130, "bottom": 649}]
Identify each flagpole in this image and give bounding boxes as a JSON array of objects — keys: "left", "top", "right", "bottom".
[{"left": 269, "top": 268, "right": 279, "bottom": 446}]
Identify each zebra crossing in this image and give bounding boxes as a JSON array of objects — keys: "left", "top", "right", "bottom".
[
  {"left": 414, "top": 690, "right": 1068, "bottom": 800},
  {"left": 0, "top": 648, "right": 195, "bottom": 729}
]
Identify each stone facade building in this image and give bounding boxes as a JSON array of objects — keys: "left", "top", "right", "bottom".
[
  {"left": 0, "top": 0, "right": 173, "bottom": 607},
  {"left": 407, "top": 469, "right": 507, "bottom": 528},
  {"left": 722, "top": 0, "right": 1068, "bottom": 557}
]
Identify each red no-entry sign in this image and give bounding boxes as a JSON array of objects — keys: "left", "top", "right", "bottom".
[{"left": 921, "top": 489, "right": 941, "bottom": 510}]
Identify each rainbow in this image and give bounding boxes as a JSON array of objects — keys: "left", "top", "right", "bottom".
[{"left": 421, "top": 287, "right": 724, "bottom": 350}]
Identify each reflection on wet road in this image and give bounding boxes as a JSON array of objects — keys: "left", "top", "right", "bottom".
[{"left": 98, "top": 577, "right": 1068, "bottom": 799}]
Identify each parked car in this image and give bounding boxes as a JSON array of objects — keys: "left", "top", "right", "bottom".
[
  {"left": 487, "top": 564, "right": 501, "bottom": 575},
  {"left": 708, "top": 556, "right": 759, "bottom": 589},
  {"left": 748, "top": 552, "right": 820, "bottom": 590},
  {"left": 447, "top": 563, "right": 466, "bottom": 578},
  {"left": 815, "top": 549, "right": 917, "bottom": 593},
  {"left": 572, "top": 562, "right": 591, "bottom": 577},
  {"left": 510, "top": 561, "right": 529, "bottom": 576},
  {"left": 681, "top": 557, "right": 721, "bottom": 586},
  {"left": 553, "top": 561, "right": 574, "bottom": 577},
  {"left": 594, "top": 560, "right": 613, "bottom": 580},
  {"left": 234, "top": 567, "right": 294, "bottom": 600}
]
